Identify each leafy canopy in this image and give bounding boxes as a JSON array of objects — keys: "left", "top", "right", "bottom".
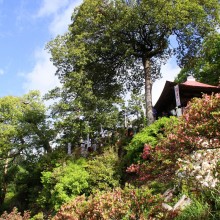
[
  {"left": 175, "top": 33, "right": 220, "bottom": 85},
  {"left": 48, "top": 0, "right": 220, "bottom": 125}
]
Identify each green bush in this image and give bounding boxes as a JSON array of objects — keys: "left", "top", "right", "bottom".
[
  {"left": 125, "top": 117, "right": 177, "bottom": 164},
  {"left": 86, "top": 147, "right": 120, "bottom": 194},
  {"left": 202, "top": 188, "right": 220, "bottom": 219},
  {"left": 37, "top": 158, "right": 89, "bottom": 212},
  {"left": 176, "top": 198, "right": 210, "bottom": 220},
  {"left": 5, "top": 148, "right": 69, "bottom": 214}
]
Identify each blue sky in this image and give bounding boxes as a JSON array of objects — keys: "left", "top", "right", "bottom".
[
  {"left": 0, "top": 0, "right": 82, "bottom": 97},
  {"left": 0, "top": 0, "right": 180, "bottom": 104}
]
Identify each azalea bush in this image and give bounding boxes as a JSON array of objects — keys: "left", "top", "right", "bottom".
[
  {"left": 128, "top": 94, "right": 220, "bottom": 184},
  {"left": 171, "top": 94, "right": 220, "bottom": 193},
  {"left": 0, "top": 207, "right": 30, "bottom": 220},
  {"left": 167, "top": 94, "right": 220, "bottom": 155},
  {"left": 53, "top": 186, "right": 163, "bottom": 220},
  {"left": 177, "top": 149, "right": 220, "bottom": 189},
  {"left": 126, "top": 143, "right": 177, "bottom": 188},
  {"left": 125, "top": 117, "right": 176, "bottom": 164}
]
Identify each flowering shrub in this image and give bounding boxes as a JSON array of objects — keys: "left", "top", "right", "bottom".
[
  {"left": 0, "top": 207, "right": 30, "bottom": 220},
  {"left": 125, "top": 117, "right": 174, "bottom": 164},
  {"left": 142, "top": 144, "right": 152, "bottom": 160},
  {"left": 168, "top": 94, "right": 220, "bottom": 155},
  {"left": 53, "top": 186, "right": 163, "bottom": 220},
  {"left": 126, "top": 143, "right": 176, "bottom": 184},
  {"left": 127, "top": 94, "right": 220, "bottom": 188},
  {"left": 177, "top": 149, "right": 220, "bottom": 189}
]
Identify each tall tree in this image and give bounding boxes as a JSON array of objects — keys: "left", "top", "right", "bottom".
[
  {"left": 46, "top": 34, "right": 122, "bottom": 145},
  {"left": 51, "top": 0, "right": 218, "bottom": 125},
  {"left": 175, "top": 33, "right": 220, "bottom": 85}
]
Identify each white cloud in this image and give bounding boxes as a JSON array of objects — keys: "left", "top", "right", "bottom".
[
  {"left": 23, "top": 49, "right": 60, "bottom": 95},
  {"left": 37, "top": 0, "right": 82, "bottom": 36},
  {"left": 23, "top": 0, "right": 83, "bottom": 96},
  {"left": 49, "top": 1, "right": 81, "bottom": 37},
  {"left": 152, "top": 58, "right": 181, "bottom": 105},
  {"left": 0, "top": 69, "right": 4, "bottom": 75},
  {"left": 36, "top": 0, "right": 70, "bottom": 17}
]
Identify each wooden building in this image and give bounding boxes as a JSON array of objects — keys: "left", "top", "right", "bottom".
[{"left": 154, "top": 76, "right": 220, "bottom": 117}]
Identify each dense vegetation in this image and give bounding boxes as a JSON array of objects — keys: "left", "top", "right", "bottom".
[
  {"left": 1, "top": 94, "right": 220, "bottom": 219},
  {"left": 175, "top": 33, "right": 220, "bottom": 85},
  {"left": 0, "top": 0, "right": 220, "bottom": 219},
  {"left": 47, "top": 0, "right": 219, "bottom": 124}
]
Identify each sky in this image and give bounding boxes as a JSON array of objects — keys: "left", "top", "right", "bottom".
[{"left": 0, "top": 0, "right": 180, "bottom": 105}]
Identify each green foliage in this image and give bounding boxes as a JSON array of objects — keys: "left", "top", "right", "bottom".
[
  {"left": 49, "top": 0, "right": 220, "bottom": 124},
  {"left": 46, "top": 32, "right": 122, "bottom": 146},
  {"left": 125, "top": 117, "right": 176, "bottom": 164},
  {"left": 176, "top": 198, "right": 210, "bottom": 220},
  {"left": 127, "top": 91, "right": 146, "bottom": 129},
  {"left": 86, "top": 148, "right": 120, "bottom": 194},
  {"left": 175, "top": 33, "right": 220, "bottom": 86},
  {"left": 0, "top": 91, "right": 54, "bottom": 208},
  {"left": 174, "top": 68, "right": 190, "bottom": 84},
  {"left": 202, "top": 189, "right": 220, "bottom": 219},
  {"left": 30, "top": 212, "right": 44, "bottom": 220},
  {"left": 1, "top": 148, "right": 68, "bottom": 215},
  {"left": 38, "top": 159, "right": 89, "bottom": 211}
]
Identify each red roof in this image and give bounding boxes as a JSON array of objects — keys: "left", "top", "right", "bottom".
[
  {"left": 154, "top": 77, "right": 220, "bottom": 116},
  {"left": 182, "top": 80, "right": 218, "bottom": 88}
]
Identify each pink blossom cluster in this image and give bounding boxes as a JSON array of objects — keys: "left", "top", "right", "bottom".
[{"left": 141, "top": 144, "right": 151, "bottom": 159}]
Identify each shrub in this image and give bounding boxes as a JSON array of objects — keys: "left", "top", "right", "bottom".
[
  {"left": 176, "top": 198, "right": 210, "bottom": 220},
  {"left": 125, "top": 117, "right": 176, "bottom": 164},
  {"left": 86, "top": 147, "right": 120, "bottom": 194},
  {"left": 128, "top": 94, "right": 220, "bottom": 183},
  {"left": 166, "top": 94, "right": 220, "bottom": 156},
  {"left": 37, "top": 158, "right": 89, "bottom": 212},
  {"left": 177, "top": 149, "right": 220, "bottom": 189},
  {"left": 0, "top": 207, "right": 30, "bottom": 220},
  {"left": 53, "top": 186, "right": 162, "bottom": 220},
  {"left": 201, "top": 187, "right": 220, "bottom": 219}
]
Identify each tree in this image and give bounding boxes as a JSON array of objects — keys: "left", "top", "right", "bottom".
[
  {"left": 45, "top": 84, "right": 121, "bottom": 148},
  {"left": 47, "top": 0, "right": 219, "bottom": 125},
  {"left": 46, "top": 34, "right": 122, "bottom": 146},
  {"left": 175, "top": 33, "right": 220, "bottom": 85},
  {"left": 0, "top": 91, "right": 54, "bottom": 207},
  {"left": 127, "top": 91, "right": 145, "bottom": 129}
]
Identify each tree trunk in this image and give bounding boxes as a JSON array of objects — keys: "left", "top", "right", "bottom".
[
  {"left": 0, "top": 157, "right": 9, "bottom": 207},
  {"left": 0, "top": 179, "right": 7, "bottom": 207},
  {"left": 143, "top": 57, "right": 154, "bottom": 125},
  {"left": 34, "top": 125, "right": 52, "bottom": 153}
]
